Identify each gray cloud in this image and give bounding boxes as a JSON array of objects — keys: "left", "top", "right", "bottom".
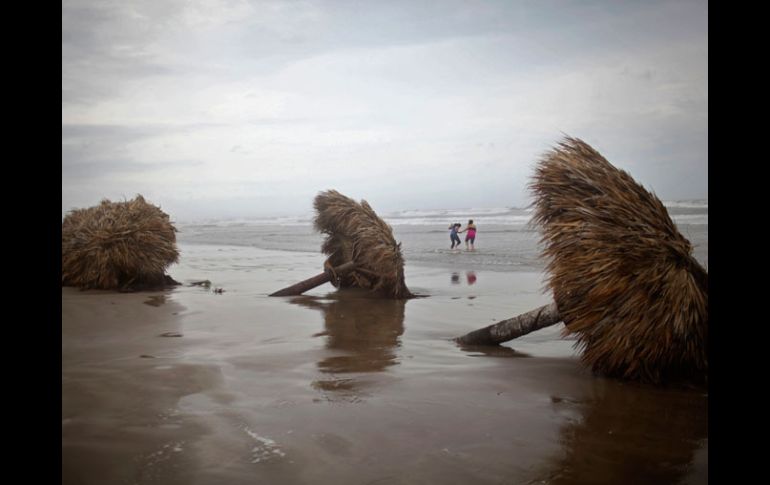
[
  {"left": 62, "top": 0, "right": 707, "bottom": 220},
  {"left": 63, "top": 156, "right": 203, "bottom": 179}
]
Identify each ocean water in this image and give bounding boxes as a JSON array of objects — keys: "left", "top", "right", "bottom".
[{"left": 175, "top": 200, "right": 708, "bottom": 272}]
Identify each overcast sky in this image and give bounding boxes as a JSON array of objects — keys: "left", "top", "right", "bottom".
[{"left": 62, "top": 0, "right": 707, "bottom": 222}]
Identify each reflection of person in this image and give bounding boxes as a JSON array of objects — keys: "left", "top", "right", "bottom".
[
  {"left": 451, "top": 272, "right": 461, "bottom": 284},
  {"left": 458, "top": 219, "right": 477, "bottom": 251},
  {"left": 448, "top": 223, "right": 462, "bottom": 249},
  {"left": 466, "top": 271, "right": 477, "bottom": 285}
]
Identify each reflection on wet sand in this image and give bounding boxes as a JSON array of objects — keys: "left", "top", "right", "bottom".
[
  {"left": 289, "top": 289, "right": 406, "bottom": 400},
  {"left": 466, "top": 271, "right": 477, "bottom": 285},
  {"left": 457, "top": 343, "right": 531, "bottom": 358},
  {"left": 538, "top": 379, "right": 708, "bottom": 484}
]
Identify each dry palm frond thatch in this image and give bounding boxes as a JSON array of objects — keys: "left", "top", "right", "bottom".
[
  {"left": 530, "top": 136, "right": 708, "bottom": 383},
  {"left": 456, "top": 136, "right": 708, "bottom": 385},
  {"left": 313, "top": 190, "right": 412, "bottom": 299},
  {"left": 62, "top": 195, "right": 180, "bottom": 291}
]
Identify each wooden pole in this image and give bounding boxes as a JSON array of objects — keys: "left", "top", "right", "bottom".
[
  {"left": 455, "top": 302, "right": 562, "bottom": 345},
  {"left": 269, "top": 261, "right": 356, "bottom": 297}
]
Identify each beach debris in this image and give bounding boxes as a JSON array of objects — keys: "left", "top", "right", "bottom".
[
  {"left": 270, "top": 190, "right": 413, "bottom": 298},
  {"left": 188, "top": 280, "right": 223, "bottom": 293},
  {"left": 61, "top": 195, "right": 180, "bottom": 291},
  {"left": 456, "top": 136, "right": 708, "bottom": 384}
]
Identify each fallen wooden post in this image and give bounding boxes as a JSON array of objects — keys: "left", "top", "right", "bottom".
[
  {"left": 269, "top": 261, "right": 355, "bottom": 297},
  {"left": 455, "top": 302, "right": 560, "bottom": 345}
]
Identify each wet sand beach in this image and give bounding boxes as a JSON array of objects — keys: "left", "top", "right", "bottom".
[{"left": 62, "top": 244, "right": 707, "bottom": 484}]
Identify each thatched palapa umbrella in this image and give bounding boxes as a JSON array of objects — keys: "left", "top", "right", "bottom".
[
  {"left": 62, "top": 195, "right": 180, "bottom": 291},
  {"left": 456, "top": 136, "right": 708, "bottom": 384},
  {"left": 270, "top": 190, "right": 413, "bottom": 299}
]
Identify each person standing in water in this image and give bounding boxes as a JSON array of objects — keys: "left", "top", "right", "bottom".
[
  {"left": 459, "top": 219, "right": 477, "bottom": 251},
  {"left": 448, "top": 223, "right": 462, "bottom": 249}
]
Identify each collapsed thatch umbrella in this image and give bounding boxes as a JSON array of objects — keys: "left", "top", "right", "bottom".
[
  {"left": 62, "top": 195, "right": 180, "bottom": 291},
  {"left": 270, "top": 190, "right": 413, "bottom": 299},
  {"left": 456, "top": 136, "right": 708, "bottom": 384}
]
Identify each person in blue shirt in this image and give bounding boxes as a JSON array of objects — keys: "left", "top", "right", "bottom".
[{"left": 449, "top": 223, "right": 462, "bottom": 249}]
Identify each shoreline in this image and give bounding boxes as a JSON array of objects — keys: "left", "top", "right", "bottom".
[{"left": 63, "top": 244, "right": 707, "bottom": 484}]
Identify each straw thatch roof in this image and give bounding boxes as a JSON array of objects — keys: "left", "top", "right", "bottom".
[
  {"left": 314, "top": 190, "right": 412, "bottom": 299},
  {"left": 530, "top": 136, "right": 708, "bottom": 383},
  {"left": 62, "top": 195, "right": 180, "bottom": 291}
]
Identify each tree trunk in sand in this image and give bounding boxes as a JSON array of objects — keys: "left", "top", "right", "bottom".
[
  {"left": 455, "top": 302, "right": 561, "bottom": 345},
  {"left": 269, "top": 261, "right": 356, "bottom": 297}
]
